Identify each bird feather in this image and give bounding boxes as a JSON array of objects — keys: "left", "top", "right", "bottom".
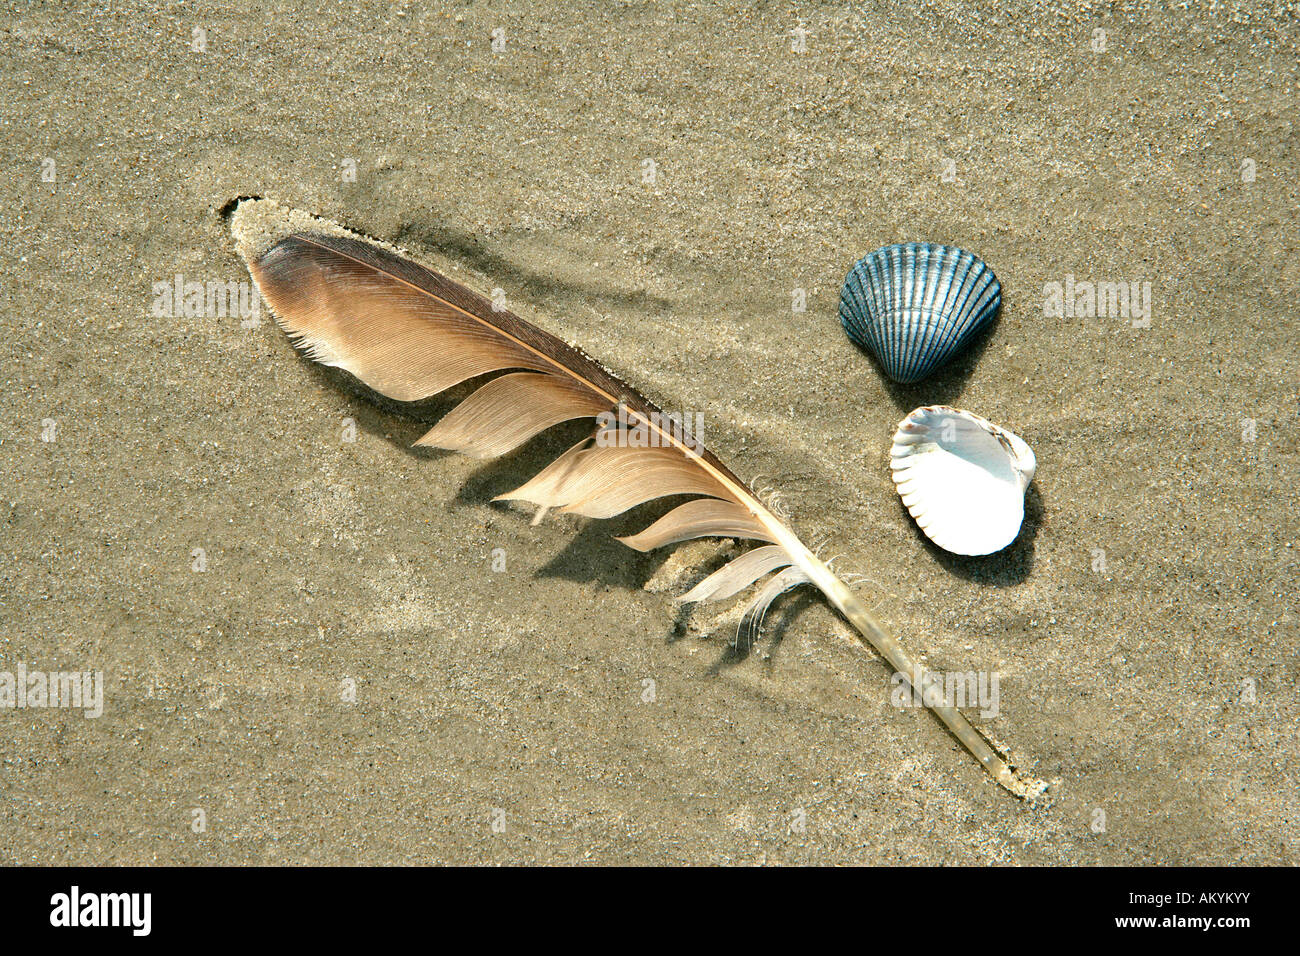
[{"left": 229, "top": 198, "right": 1039, "bottom": 798}]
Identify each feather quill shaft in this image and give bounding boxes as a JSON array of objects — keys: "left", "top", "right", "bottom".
[{"left": 229, "top": 199, "right": 1037, "bottom": 798}]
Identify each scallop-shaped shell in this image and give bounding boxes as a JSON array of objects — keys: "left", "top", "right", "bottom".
[
  {"left": 840, "top": 242, "right": 1000, "bottom": 384},
  {"left": 890, "top": 405, "right": 1036, "bottom": 556}
]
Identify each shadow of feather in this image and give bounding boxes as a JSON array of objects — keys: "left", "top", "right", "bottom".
[
  {"left": 294, "top": 355, "right": 461, "bottom": 438},
  {"left": 394, "top": 218, "right": 676, "bottom": 314},
  {"left": 704, "top": 588, "right": 816, "bottom": 674},
  {"left": 280, "top": 348, "right": 701, "bottom": 594},
  {"left": 448, "top": 419, "right": 594, "bottom": 504},
  {"left": 280, "top": 335, "right": 825, "bottom": 653},
  {"left": 533, "top": 523, "right": 648, "bottom": 591},
  {"left": 532, "top": 494, "right": 720, "bottom": 592}
]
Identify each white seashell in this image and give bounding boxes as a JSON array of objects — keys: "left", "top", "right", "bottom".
[{"left": 890, "top": 405, "right": 1036, "bottom": 556}]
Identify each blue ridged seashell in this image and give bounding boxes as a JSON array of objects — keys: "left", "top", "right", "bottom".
[{"left": 839, "top": 242, "right": 1001, "bottom": 384}]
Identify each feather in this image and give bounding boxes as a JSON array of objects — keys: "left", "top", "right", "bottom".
[
  {"left": 229, "top": 199, "right": 1039, "bottom": 798},
  {"left": 497, "top": 444, "right": 729, "bottom": 519},
  {"left": 415, "top": 372, "right": 609, "bottom": 458},
  {"left": 677, "top": 545, "right": 793, "bottom": 604},
  {"left": 738, "top": 566, "right": 814, "bottom": 649},
  {"left": 615, "top": 498, "right": 776, "bottom": 551}
]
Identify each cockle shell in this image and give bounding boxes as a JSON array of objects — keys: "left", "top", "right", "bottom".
[
  {"left": 890, "top": 405, "right": 1036, "bottom": 556},
  {"left": 839, "top": 242, "right": 1001, "bottom": 384}
]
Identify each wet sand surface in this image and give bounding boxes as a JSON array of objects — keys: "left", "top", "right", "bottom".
[{"left": 2, "top": 1, "right": 1297, "bottom": 863}]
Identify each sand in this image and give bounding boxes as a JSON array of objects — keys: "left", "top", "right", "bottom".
[{"left": 1, "top": 0, "right": 1297, "bottom": 864}]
